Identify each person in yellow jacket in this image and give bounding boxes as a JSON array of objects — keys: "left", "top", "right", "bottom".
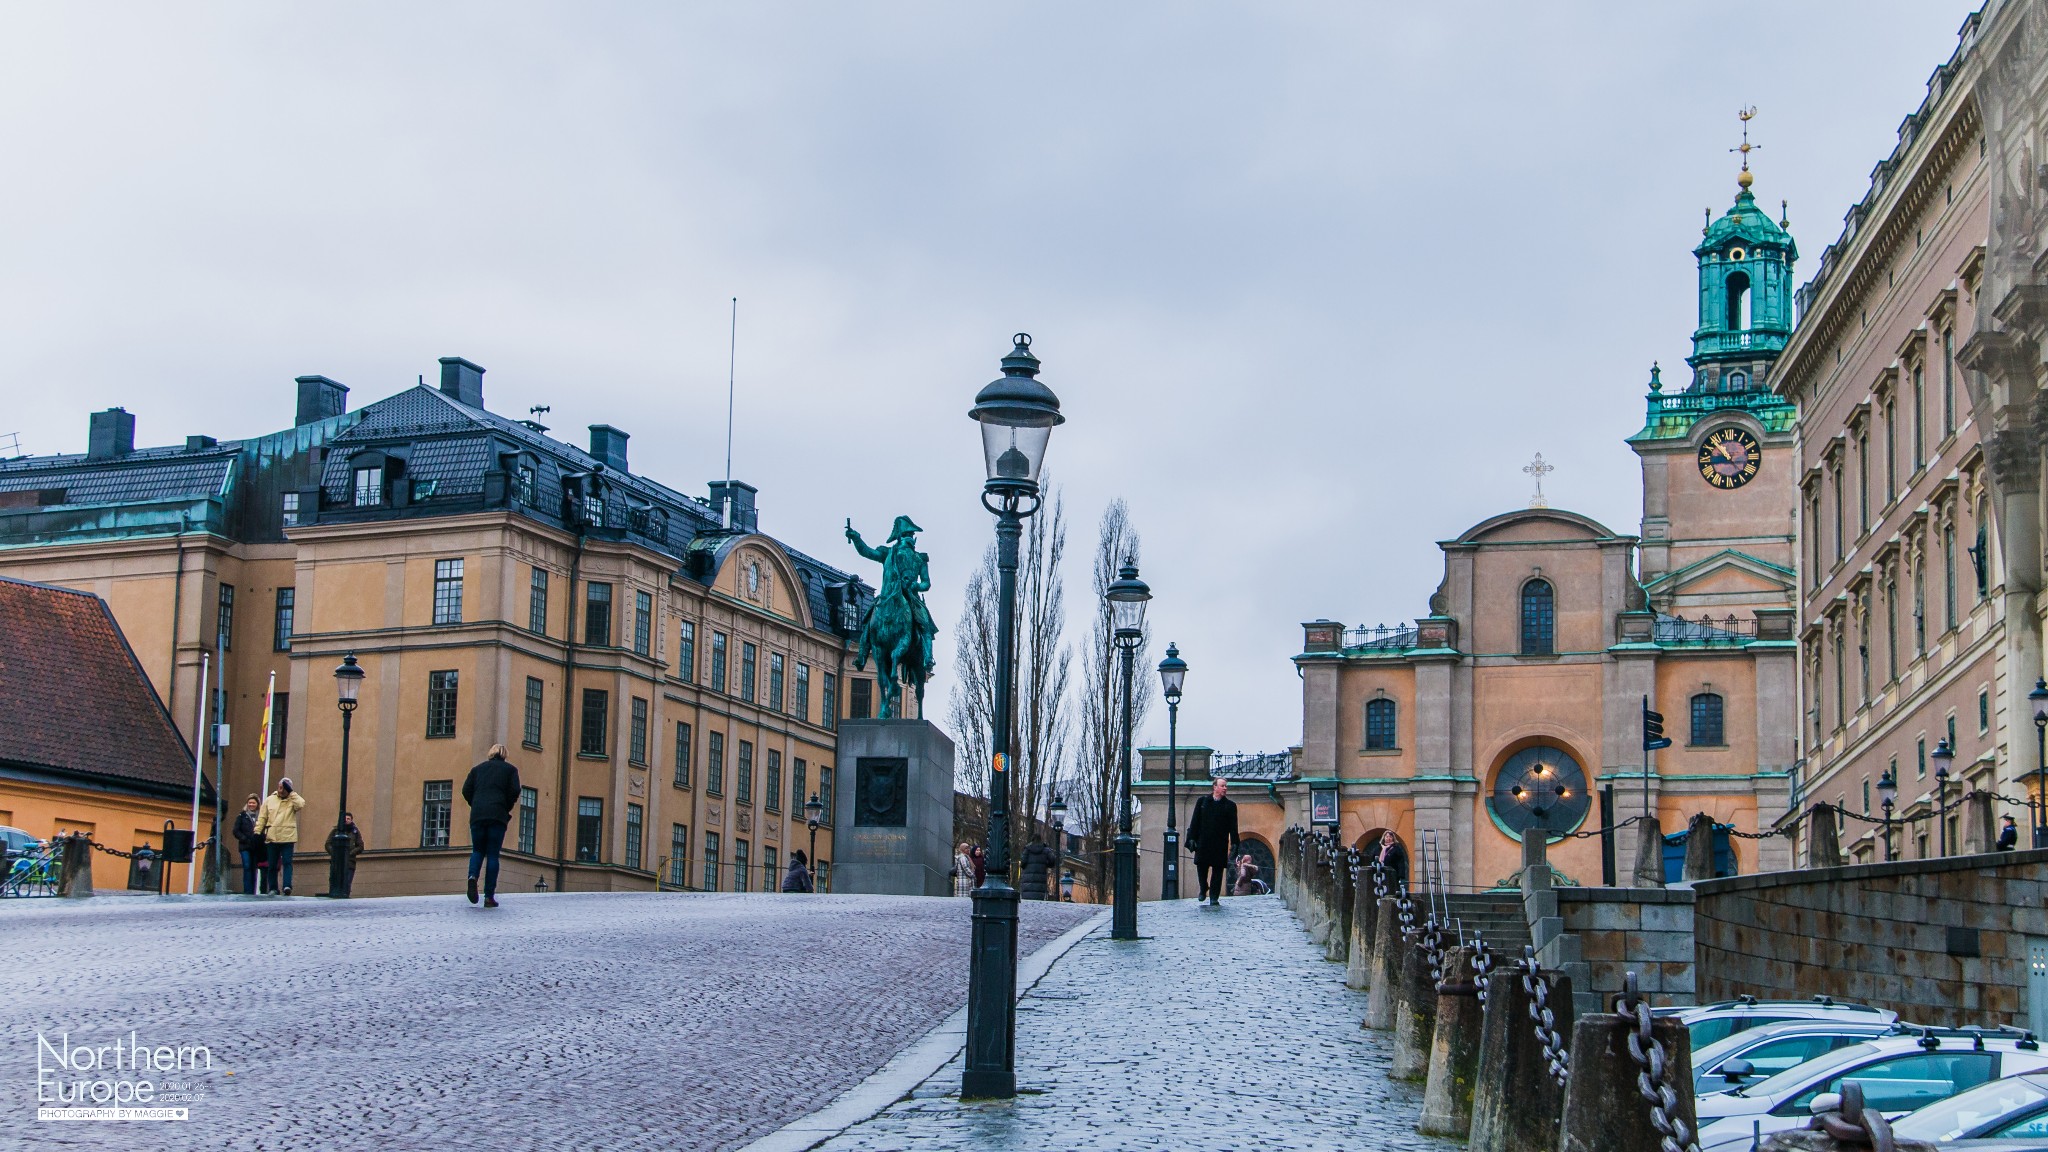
[{"left": 254, "top": 778, "right": 307, "bottom": 896}]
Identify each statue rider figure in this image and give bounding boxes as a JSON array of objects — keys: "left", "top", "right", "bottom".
[{"left": 845, "top": 515, "right": 938, "bottom": 718}]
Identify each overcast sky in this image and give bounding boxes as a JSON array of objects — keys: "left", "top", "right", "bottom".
[{"left": 0, "top": 3, "right": 1984, "bottom": 759}]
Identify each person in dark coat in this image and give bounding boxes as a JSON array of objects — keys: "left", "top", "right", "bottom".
[
  {"left": 1375, "top": 830, "right": 1410, "bottom": 889},
  {"left": 1186, "top": 778, "right": 1240, "bottom": 906},
  {"left": 339, "top": 813, "right": 365, "bottom": 897},
  {"left": 232, "top": 794, "right": 265, "bottom": 895},
  {"left": 1018, "top": 836, "right": 1057, "bottom": 901},
  {"left": 969, "top": 844, "right": 987, "bottom": 888},
  {"left": 461, "top": 744, "right": 522, "bottom": 907},
  {"left": 1999, "top": 816, "right": 2020, "bottom": 851},
  {"left": 782, "top": 849, "right": 814, "bottom": 892}
]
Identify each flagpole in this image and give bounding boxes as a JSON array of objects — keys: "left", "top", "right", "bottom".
[{"left": 187, "top": 653, "right": 209, "bottom": 894}]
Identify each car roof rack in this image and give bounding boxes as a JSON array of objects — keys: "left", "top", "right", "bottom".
[
  {"left": 1696, "top": 996, "right": 1886, "bottom": 1013},
  {"left": 1891, "top": 1023, "right": 2040, "bottom": 1051}
]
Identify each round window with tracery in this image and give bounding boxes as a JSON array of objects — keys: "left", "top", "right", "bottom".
[{"left": 1489, "top": 745, "right": 1591, "bottom": 840}]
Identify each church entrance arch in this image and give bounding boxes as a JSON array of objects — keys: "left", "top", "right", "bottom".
[
  {"left": 1236, "top": 836, "right": 1276, "bottom": 894},
  {"left": 1353, "top": 827, "right": 1409, "bottom": 888}
]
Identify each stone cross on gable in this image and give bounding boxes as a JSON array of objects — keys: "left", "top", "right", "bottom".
[{"left": 1524, "top": 453, "right": 1553, "bottom": 509}]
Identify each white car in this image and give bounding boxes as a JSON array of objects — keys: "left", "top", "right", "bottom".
[
  {"left": 1696, "top": 1028, "right": 2048, "bottom": 1151},
  {"left": 1691, "top": 1018, "right": 1898, "bottom": 1095},
  {"left": 1893, "top": 1072, "right": 2048, "bottom": 1142},
  {"left": 1661, "top": 995, "right": 1897, "bottom": 1050}
]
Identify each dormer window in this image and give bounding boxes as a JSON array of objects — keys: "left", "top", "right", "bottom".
[
  {"left": 515, "top": 464, "right": 536, "bottom": 505},
  {"left": 353, "top": 466, "right": 384, "bottom": 507}
]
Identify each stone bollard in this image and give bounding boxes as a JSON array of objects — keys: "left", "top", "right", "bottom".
[
  {"left": 1419, "top": 946, "right": 1486, "bottom": 1136},
  {"left": 1346, "top": 873, "right": 1379, "bottom": 989},
  {"left": 1363, "top": 897, "right": 1404, "bottom": 1028},
  {"left": 1389, "top": 933, "right": 1439, "bottom": 1080},
  {"left": 1557, "top": 1004, "right": 1694, "bottom": 1152},
  {"left": 1684, "top": 812, "right": 1720, "bottom": 879},
  {"left": 1471, "top": 967, "right": 1574, "bottom": 1152},
  {"left": 1308, "top": 852, "right": 1332, "bottom": 945},
  {"left": 1326, "top": 859, "right": 1353, "bottom": 964},
  {"left": 1629, "top": 817, "right": 1666, "bottom": 888},
  {"left": 57, "top": 833, "right": 95, "bottom": 898}
]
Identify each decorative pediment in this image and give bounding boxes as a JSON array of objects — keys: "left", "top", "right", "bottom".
[{"left": 1641, "top": 548, "right": 1795, "bottom": 602}]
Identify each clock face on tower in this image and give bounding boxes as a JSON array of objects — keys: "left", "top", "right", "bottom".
[{"left": 1697, "top": 426, "right": 1762, "bottom": 490}]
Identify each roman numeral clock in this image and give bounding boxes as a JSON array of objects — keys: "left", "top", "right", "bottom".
[{"left": 1697, "top": 426, "right": 1761, "bottom": 490}]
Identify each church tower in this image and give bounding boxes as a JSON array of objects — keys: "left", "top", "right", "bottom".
[{"left": 1631, "top": 111, "right": 1800, "bottom": 613}]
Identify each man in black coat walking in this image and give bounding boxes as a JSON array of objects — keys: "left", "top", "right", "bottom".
[
  {"left": 461, "top": 744, "right": 522, "bottom": 907},
  {"left": 1185, "top": 778, "right": 1239, "bottom": 906}
]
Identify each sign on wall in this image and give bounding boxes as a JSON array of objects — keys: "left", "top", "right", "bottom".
[{"left": 1310, "top": 786, "right": 1339, "bottom": 827}]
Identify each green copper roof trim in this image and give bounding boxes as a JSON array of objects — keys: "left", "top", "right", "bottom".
[{"left": 1629, "top": 388, "right": 1799, "bottom": 443}]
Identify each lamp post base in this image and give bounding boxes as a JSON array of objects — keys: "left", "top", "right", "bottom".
[
  {"left": 1112, "top": 832, "right": 1139, "bottom": 939},
  {"left": 963, "top": 878, "right": 1020, "bottom": 1099},
  {"left": 325, "top": 831, "right": 350, "bottom": 899},
  {"left": 1162, "top": 830, "right": 1179, "bottom": 901}
]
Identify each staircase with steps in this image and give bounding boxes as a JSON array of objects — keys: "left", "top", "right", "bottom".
[{"left": 1433, "top": 892, "right": 1532, "bottom": 955}]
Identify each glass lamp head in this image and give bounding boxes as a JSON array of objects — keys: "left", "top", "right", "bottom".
[
  {"left": 1106, "top": 561, "right": 1150, "bottom": 640},
  {"left": 334, "top": 653, "right": 365, "bottom": 710},
  {"left": 968, "top": 333, "right": 1063, "bottom": 494},
  {"left": 1157, "top": 643, "right": 1187, "bottom": 701}
]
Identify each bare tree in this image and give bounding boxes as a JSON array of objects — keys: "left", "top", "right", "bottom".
[
  {"left": 1076, "top": 499, "right": 1151, "bottom": 894},
  {"left": 946, "top": 542, "right": 999, "bottom": 799}
]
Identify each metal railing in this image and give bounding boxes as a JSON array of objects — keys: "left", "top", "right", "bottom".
[
  {"left": 3, "top": 843, "right": 60, "bottom": 897},
  {"left": 1653, "top": 613, "right": 1759, "bottom": 645},
  {"left": 1344, "top": 622, "right": 1419, "bottom": 650}
]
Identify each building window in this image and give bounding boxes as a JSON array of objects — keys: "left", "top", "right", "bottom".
[
  {"left": 1943, "top": 521, "right": 1958, "bottom": 631},
  {"left": 1912, "top": 364, "right": 1925, "bottom": 469},
  {"left": 737, "top": 740, "right": 755, "bottom": 804},
  {"left": 353, "top": 466, "right": 383, "bottom": 507},
  {"left": 580, "top": 688, "right": 609, "bottom": 756},
  {"left": 822, "top": 673, "right": 838, "bottom": 731},
  {"left": 1883, "top": 400, "right": 1897, "bottom": 502},
  {"left": 273, "top": 588, "right": 294, "bottom": 651},
  {"left": 433, "top": 559, "right": 464, "bottom": 625},
  {"left": 1942, "top": 328, "right": 1956, "bottom": 435},
  {"left": 1832, "top": 630, "right": 1846, "bottom": 729},
  {"left": 793, "top": 759, "right": 808, "bottom": 814},
  {"left": 216, "top": 584, "right": 235, "bottom": 650},
  {"left": 1917, "top": 737, "right": 1927, "bottom": 779},
  {"left": 703, "top": 832, "right": 721, "bottom": 892},
  {"left": 523, "top": 677, "right": 545, "bottom": 748},
  {"left": 1913, "top": 561, "right": 1927, "bottom": 654},
  {"left": 633, "top": 590, "right": 652, "bottom": 657},
  {"left": 1862, "top": 777, "right": 1871, "bottom": 814},
  {"left": 735, "top": 839, "right": 750, "bottom": 893},
  {"left": 629, "top": 696, "right": 649, "bottom": 765},
  {"left": 576, "top": 797, "right": 603, "bottom": 862},
  {"left": 625, "top": 803, "right": 644, "bottom": 871},
  {"left": 1725, "top": 270, "right": 1751, "bottom": 330},
  {"left": 711, "top": 632, "right": 728, "bottom": 692},
  {"left": 1689, "top": 693, "right": 1725, "bottom": 746},
  {"left": 817, "top": 860, "right": 830, "bottom": 890},
  {"left": 1831, "top": 463, "right": 1844, "bottom": 562},
  {"left": 421, "top": 781, "right": 453, "bottom": 848},
  {"left": 818, "top": 766, "right": 834, "bottom": 824},
  {"left": 1976, "top": 517, "right": 1990, "bottom": 601},
  {"left": 518, "top": 787, "right": 537, "bottom": 854},
  {"left": 529, "top": 568, "right": 549, "bottom": 635},
  {"left": 514, "top": 463, "right": 536, "bottom": 505},
  {"left": 1885, "top": 581, "right": 1900, "bottom": 683},
  {"left": 1808, "top": 492, "right": 1824, "bottom": 586},
  {"left": 1364, "top": 697, "right": 1397, "bottom": 750},
  {"left": 740, "top": 641, "right": 758, "bottom": 702},
  {"left": 763, "top": 846, "right": 778, "bottom": 892},
  {"left": 281, "top": 490, "right": 301, "bottom": 528},
  {"left": 1856, "top": 432, "right": 1870, "bottom": 530},
  {"left": 678, "top": 621, "right": 696, "bottom": 683},
  {"left": 769, "top": 653, "right": 785, "bottom": 713},
  {"left": 674, "top": 722, "right": 693, "bottom": 788},
  {"left": 1980, "top": 689, "right": 1991, "bottom": 734},
  {"left": 669, "top": 824, "right": 688, "bottom": 887},
  {"left": 1519, "top": 579, "right": 1555, "bottom": 655},
  {"left": 1857, "top": 604, "right": 1871, "bottom": 704},
  {"left": 707, "top": 731, "right": 725, "bottom": 795},
  {"left": 850, "top": 677, "right": 874, "bottom": 720},
  {"left": 1948, "top": 712, "right": 1958, "bottom": 750},
  {"left": 765, "top": 749, "right": 783, "bottom": 812},
  {"left": 585, "top": 582, "right": 612, "bottom": 647},
  {"left": 268, "top": 692, "right": 290, "bottom": 758},
  {"left": 794, "top": 663, "right": 811, "bottom": 723},
  {"left": 427, "top": 670, "right": 459, "bottom": 738}
]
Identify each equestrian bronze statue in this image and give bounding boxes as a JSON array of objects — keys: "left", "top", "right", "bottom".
[{"left": 845, "top": 515, "right": 938, "bottom": 719}]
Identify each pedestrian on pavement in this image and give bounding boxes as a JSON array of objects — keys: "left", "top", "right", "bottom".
[
  {"left": 1232, "top": 853, "right": 1263, "bottom": 896},
  {"left": 954, "top": 842, "right": 975, "bottom": 896},
  {"left": 1186, "top": 777, "right": 1240, "bottom": 906},
  {"left": 1019, "top": 835, "right": 1057, "bottom": 901},
  {"left": 969, "top": 844, "right": 987, "bottom": 888},
  {"left": 461, "top": 744, "right": 521, "bottom": 908},
  {"left": 1375, "top": 830, "right": 1410, "bottom": 889},
  {"left": 782, "top": 849, "right": 814, "bottom": 892},
  {"left": 254, "top": 778, "right": 305, "bottom": 895},
  {"left": 339, "top": 813, "right": 365, "bottom": 896},
  {"left": 232, "top": 794, "right": 265, "bottom": 895},
  {"left": 1999, "top": 815, "right": 2019, "bottom": 851}
]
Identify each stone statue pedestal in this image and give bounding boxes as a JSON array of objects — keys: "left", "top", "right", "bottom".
[{"left": 832, "top": 719, "right": 955, "bottom": 897}]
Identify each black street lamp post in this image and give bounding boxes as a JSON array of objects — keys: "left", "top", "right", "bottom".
[
  {"left": 963, "top": 333, "right": 1062, "bottom": 1100},
  {"left": 1107, "top": 562, "right": 1151, "bottom": 940},
  {"left": 1932, "top": 738, "right": 1955, "bottom": 857},
  {"left": 804, "top": 792, "right": 825, "bottom": 890},
  {"left": 1157, "top": 644, "right": 1186, "bottom": 900},
  {"left": 2031, "top": 679, "right": 2048, "bottom": 849},
  {"left": 1877, "top": 765, "right": 1898, "bottom": 862},
  {"left": 327, "top": 654, "right": 364, "bottom": 899}
]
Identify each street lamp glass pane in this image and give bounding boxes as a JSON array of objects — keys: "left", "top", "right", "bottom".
[
  {"left": 1110, "top": 594, "right": 1147, "bottom": 635},
  {"left": 1158, "top": 661, "right": 1185, "bottom": 696},
  {"left": 978, "top": 421, "right": 1052, "bottom": 487},
  {"left": 1877, "top": 774, "right": 1898, "bottom": 804},
  {"left": 804, "top": 794, "right": 824, "bottom": 821},
  {"left": 334, "top": 658, "right": 363, "bottom": 704}
]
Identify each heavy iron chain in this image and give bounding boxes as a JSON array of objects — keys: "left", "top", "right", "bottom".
[
  {"left": 1346, "top": 846, "right": 1360, "bottom": 886},
  {"left": 1396, "top": 878, "right": 1416, "bottom": 940},
  {"left": 84, "top": 835, "right": 218, "bottom": 860},
  {"left": 1520, "top": 945, "right": 1570, "bottom": 1087},
  {"left": 1619, "top": 972, "right": 1702, "bottom": 1152},
  {"left": 1370, "top": 856, "right": 1388, "bottom": 901},
  {"left": 1472, "top": 934, "right": 1493, "bottom": 1006},
  {"left": 1808, "top": 1082, "right": 1897, "bottom": 1152}
]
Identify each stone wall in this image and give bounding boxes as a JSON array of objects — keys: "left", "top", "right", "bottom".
[
  {"left": 1693, "top": 848, "right": 2048, "bottom": 1027},
  {"left": 1557, "top": 888, "right": 1696, "bottom": 1011}
]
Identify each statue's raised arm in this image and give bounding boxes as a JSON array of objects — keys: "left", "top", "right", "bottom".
[{"left": 844, "top": 515, "right": 938, "bottom": 720}]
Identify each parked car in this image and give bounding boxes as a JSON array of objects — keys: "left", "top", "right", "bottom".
[
  {"left": 0, "top": 826, "right": 40, "bottom": 856},
  {"left": 1894, "top": 1071, "right": 2048, "bottom": 1142},
  {"left": 1692, "top": 1019, "right": 1899, "bottom": 1095},
  {"left": 1662, "top": 994, "right": 1899, "bottom": 1050},
  {"left": 1695, "top": 1027, "right": 2048, "bottom": 1151}
]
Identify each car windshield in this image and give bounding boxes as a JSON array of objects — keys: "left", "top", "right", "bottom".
[
  {"left": 1695, "top": 1025, "right": 1885, "bottom": 1074},
  {"left": 1893, "top": 1075, "right": 2048, "bottom": 1141},
  {"left": 1732, "top": 1042, "right": 1880, "bottom": 1098}
]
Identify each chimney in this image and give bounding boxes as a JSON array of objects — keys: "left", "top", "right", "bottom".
[
  {"left": 437, "top": 357, "right": 486, "bottom": 409},
  {"left": 708, "top": 479, "right": 758, "bottom": 532},
  {"left": 588, "top": 425, "right": 630, "bottom": 473},
  {"left": 185, "top": 435, "right": 218, "bottom": 452},
  {"left": 294, "top": 375, "right": 349, "bottom": 426},
  {"left": 87, "top": 408, "right": 135, "bottom": 459}
]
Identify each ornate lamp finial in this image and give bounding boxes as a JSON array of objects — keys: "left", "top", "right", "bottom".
[
  {"left": 1523, "top": 453, "right": 1555, "bottom": 509},
  {"left": 1649, "top": 361, "right": 1663, "bottom": 394}
]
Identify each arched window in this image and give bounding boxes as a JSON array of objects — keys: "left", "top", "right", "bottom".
[
  {"left": 1726, "top": 370, "right": 1749, "bottom": 392},
  {"left": 1364, "top": 697, "right": 1397, "bottom": 750},
  {"left": 1520, "top": 579, "right": 1555, "bottom": 655},
  {"left": 1726, "top": 271, "right": 1752, "bottom": 330},
  {"left": 1690, "top": 693, "right": 1724, "bottom": 746}
]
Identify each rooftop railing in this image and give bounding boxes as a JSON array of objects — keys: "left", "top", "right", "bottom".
[{"left": 1344, "top": 622, "right": 1418, "bottom": 650}]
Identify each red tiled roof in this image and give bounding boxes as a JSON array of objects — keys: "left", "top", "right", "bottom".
[{"left": 0, "top": 576, "right": 198, "bottom": 799}]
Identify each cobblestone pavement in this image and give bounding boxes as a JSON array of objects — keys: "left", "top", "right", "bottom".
[
  {"left": 1, "top": 891, "right": 1093, "bottom": 1151},
  {"left": 811, "top": 895, "right": 1461, "bottom": 1152}
]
